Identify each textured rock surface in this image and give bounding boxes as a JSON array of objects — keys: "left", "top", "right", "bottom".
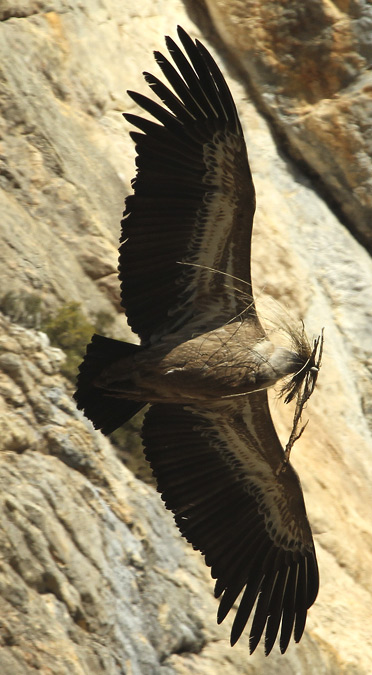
[
  {"left": 1, "top": 0, "right": 372, "bottom": 673},
  {"left": 203, "top": 0, "right": 372, "bottom": 251}
]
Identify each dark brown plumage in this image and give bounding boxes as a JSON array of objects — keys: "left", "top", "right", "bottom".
[{"left": 74, "top": 26, "right": 323, "bottom": 654}]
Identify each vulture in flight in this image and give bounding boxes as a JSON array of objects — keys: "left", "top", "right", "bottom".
[{"left": 74, "top": 26, "right": 323, "bottom": 655}]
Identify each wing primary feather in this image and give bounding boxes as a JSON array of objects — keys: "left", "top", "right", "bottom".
[
  {"left": 124, "top": 114, "right": 201, "bottom": 158},
  {"left": 230, "top": 572, "right": 265, "bottom": 647},
  {"left": 143, "top": 72, "right": 197, "bottom": 123},
  {"left": 195, "top": 38, "right": 241, "bottom": 134},
  {"left": 165, "top": 36, "right": 219, "bottom": 118},
  {"left": 293, "top": 557, "right": 308, "bottom": 643},
  {"left": 264, "top": 565, "right": 290, "bottom": 656},
  {"left": 124, "top": 113, "right": 176, "bottom": 141},
  {"left": 279, "top": 563, "right": 299, "bottom": 653},
  {"left": 306, "top": 552, "right": 319, "bottom": 607},
  {"left": 123, "top": 113, "right": 162, "bottom": 135},
  {"left": 176, "top": 26, "right": 229, "bottom": 123},
  {"left": 127, "top": 90, "right": 182, "bottom": 132},
  {"left": 248, "top": 569, "right": 279, "bottom": 654},
  {"left": 154, "top": 51, "right": 208, "bottom": 118},
  {"left": 214, "top": 528, "right": 268, "bottom": 600},
  {"left": 246, "top": 546, "right": 284, "bottom": 652},
  {"left": 217, "top": 537, "right": 271, "bottom": 625},
  {"left": 127, "top": 92, "right": 213, "bottom": 144},
  {"left": 128, "top": 132, "right": 203, "bottom": 164}
]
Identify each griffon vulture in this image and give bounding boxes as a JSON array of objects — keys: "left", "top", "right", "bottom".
[{"left": 74, "top": 26, "right": 323, "bottom": 655}]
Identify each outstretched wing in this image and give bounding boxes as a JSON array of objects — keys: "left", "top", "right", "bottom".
[
  {"left": 142, "top": 393, "right": 318, "bottom": 655},
  {"left": 120, "top": 26, "right": 256, "bottom": 344}
]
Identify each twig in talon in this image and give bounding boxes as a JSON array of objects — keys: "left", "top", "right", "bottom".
[{"left": 279, "top": 328, "right": 324, "bottom": 470}]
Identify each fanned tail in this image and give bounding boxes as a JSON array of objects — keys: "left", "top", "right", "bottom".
[{"left": 74, "top": 334, "right": 145, "bottom": 434}]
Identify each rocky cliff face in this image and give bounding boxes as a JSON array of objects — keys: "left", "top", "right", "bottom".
[
  {"left": 204, "top": 0, "right": 372, "bottom": 251},
  {"left": 0, "top": 1, "right": 372, "bottom": 673}
]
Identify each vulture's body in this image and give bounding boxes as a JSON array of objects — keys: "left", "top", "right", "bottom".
[{"left": 74, "top": 27, "right": 322, "bottom": 655}]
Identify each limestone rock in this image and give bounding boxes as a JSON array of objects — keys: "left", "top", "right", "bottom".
[
  {"left": 203, "top": 0, "right": 372, "bottom": 251},
  {"left": 0, "top": 1, "right": 372, "bottom": 673}
]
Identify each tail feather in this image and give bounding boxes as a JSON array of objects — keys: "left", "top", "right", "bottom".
[{"left": 74, "top": 334, "right": 145, "bottom": 434}]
